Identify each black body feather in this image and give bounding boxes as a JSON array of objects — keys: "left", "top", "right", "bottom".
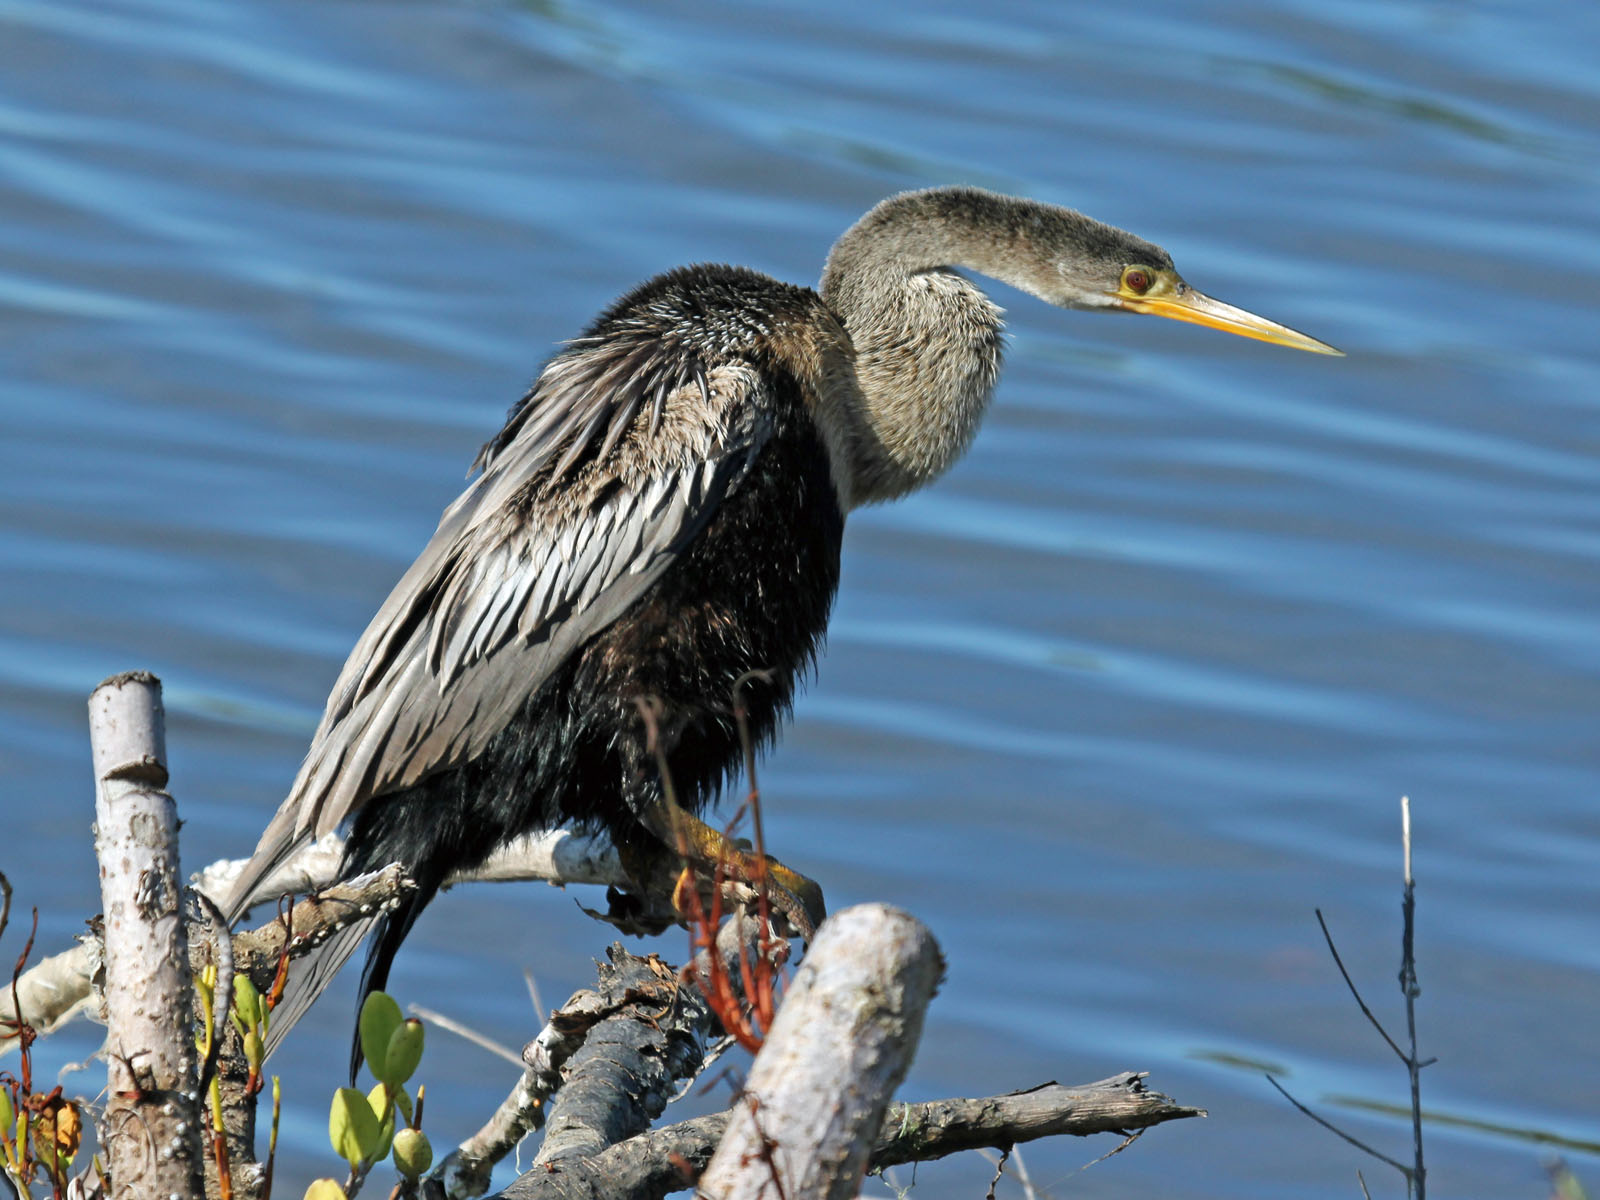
[{"left": 345, "top": 320, "right": 845, "bottom": 991}]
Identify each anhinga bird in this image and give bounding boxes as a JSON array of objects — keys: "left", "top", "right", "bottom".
[{"left": 226, "top": 187, "right": 1339, "bottom": 1054}]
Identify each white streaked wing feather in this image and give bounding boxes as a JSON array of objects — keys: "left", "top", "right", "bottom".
[{"left": 267, "top": 363, "right": 773, "bottom": 855}]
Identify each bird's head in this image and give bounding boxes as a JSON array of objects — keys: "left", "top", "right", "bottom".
[
  {"left": 1041, "top": 212, "right": 1342, "bottom": 356},
  {"left": 825, "top": 187, "right": 1342, "bottom": 356}
]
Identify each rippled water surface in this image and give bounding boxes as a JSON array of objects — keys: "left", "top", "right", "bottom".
[{"left": 4, "top": 1, "right": 1598, "bottom": 1195}]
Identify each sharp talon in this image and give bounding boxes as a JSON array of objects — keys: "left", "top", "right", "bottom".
[{"left": 671, "top": 867, "right": 698, "bottom": 915}]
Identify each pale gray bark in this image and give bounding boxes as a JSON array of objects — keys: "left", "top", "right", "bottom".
[
  {"left": 194, "top": 828, "right": 624, "bottom": 916},
  {"left": 530, "top": 946, "right": 715, "bottom": 1168},
  {"left": 438, "top": 911, "right": 773, "bottom": 1200},
  {"left": 3, "top": 942, "right": 100, "bottom": 1046},
  {"left": 12, "top": 830, "right": 622, "bottom": 1056},
  {"left": 89, "top": 670, "right": 205, "bottom": 1200},
  {"left": 698, "top": 903, "right": 942, "bottom": 1200},
  {"left": 495, "top": 1073, "right": 1203, "bottom": 1200}
]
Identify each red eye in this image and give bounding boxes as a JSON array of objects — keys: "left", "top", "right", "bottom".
[{"left": 1124, "top": 268, "right": 1151, "bottom": 295}]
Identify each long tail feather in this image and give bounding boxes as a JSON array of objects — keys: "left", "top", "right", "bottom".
[{"left": 346, "top": 886, "right": 431, "bottom": 1083}]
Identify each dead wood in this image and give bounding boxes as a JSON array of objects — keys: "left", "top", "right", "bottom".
[
  {"left": 89, "top": 670, "right": 206, "bottom": 1200},
  {"left": 493, "top": 1073, "right": 1203, "bottom": 1200}
]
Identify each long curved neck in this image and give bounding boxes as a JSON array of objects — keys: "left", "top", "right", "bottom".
[{"left": 817, "top": 189, "right": 1079, "bottom": 506}]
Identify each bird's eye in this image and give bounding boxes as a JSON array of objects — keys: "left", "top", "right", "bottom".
[{"left": 1122, "top": 267, "right": 1153, "bottom": 295}]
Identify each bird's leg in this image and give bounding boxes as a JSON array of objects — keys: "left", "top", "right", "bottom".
[{"left": 627, "top": 798, "right": 826, "bottom": 941}]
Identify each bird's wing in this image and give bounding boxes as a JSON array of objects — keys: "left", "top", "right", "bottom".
[{"left": 227, "top": 344, "right": 772, "bottom": 918}]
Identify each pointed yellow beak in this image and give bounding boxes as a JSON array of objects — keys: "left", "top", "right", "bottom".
[{"left": 1115, "top": 284, "right": 1343, "bottom": 356}]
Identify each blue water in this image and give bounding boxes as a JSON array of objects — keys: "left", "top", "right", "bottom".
[{"left": 3, "top": 1, "right": 1597, "bottom": 1196}]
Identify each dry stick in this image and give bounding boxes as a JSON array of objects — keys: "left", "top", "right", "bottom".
[
  {"left": 699, "top": 904, "right": 943, "bottom": 1200},
  {"left": 407, "top": 1005, "right": 523, "bottom": 1069},
  {"left": 6, "top": 829, "right": 623, "bottom": 1057},
  {"left": 192, "top": 891, "right": 239, "bottom": 1200},
  {"left": 193, "top": 890, "right": 266, "bottom": 1200},
  {"left": 228, "top": 864, "right": 418, "bottom": 989},
  {"left": 4, "top": 903, "right": 44, "bottom": 1189},
  {"left": 497, "top": 1074, "right": 1199, "bottom": 1200},
  {"left": 1263, "top": 1076, "right": 1410, "bottom": 1177},
  {"left": 194, "top": 892, "right": 234, "bottom": 1098},
  {"left": 88, "top": 670, "right": 206, "bottom": 1200},
  {"left": 982, "top": 1148, "right": 1008, "bottom": 1200},
  {"left": 1314, "top": 910, "right": 1406, "bottom": 1062},
  {"left": 1271, "top": 795, "right": 1431, "bottom": 1199},
  {"left": 442, "top": 931, "right": 725, "bottom": 1198},
  {"left": 443, "top": 909, "right": 778, "bottom": 1200},
  {"left": 533, "top": 944, "right": 716, "bottom": 1169},
  {"left": 192, "top": 828, "right": 625, "bottom": 907},
  {"left": 1399, "top": 795, "right": 1426, "bottom": 1200}
]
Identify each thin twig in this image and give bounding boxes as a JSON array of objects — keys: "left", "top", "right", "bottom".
[
  {"left": 193, "top": 890, "right": 237, "bottom": 1200},
  {"left": 1076, "top": 1128, "right": 1143, "bottom": 1172},
  {"left": 1314, "top": 910, "right": 1406, "bottom": 1065},
  {"left": 1008, "top": 1142, "right": 1042, "bottom": 1200},
  {"left": 408, "top": 1005, "right": 523, "bottom": 1069},
  {"left": 1264, "top": 1076, "right": 1412, "bottom": 1178},
  {"left": 731, "top": 669, "right": 776, "bottom": 933},
  {"left": 983, "top": 1147, "right": 1009, "bottom": 1200},
  {"left": 1279, "top": 798, "right": 1430, "bottom": 1199},
  {"left": 523, "top": 971, "right": 545, "bottom": 1026},
  {"left": 1399, "top": 796, "right": 1425, "bottom": 1200},
  {"left": 1401, "top": 795, "right": 1413, "bottom": 888}
]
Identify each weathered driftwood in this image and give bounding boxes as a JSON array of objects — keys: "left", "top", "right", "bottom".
[
  {"left": 440, "top": 911, "right": 772, "bottom": 1200},
  {"left": 435, "top": 966, "right": 625, "bottom": 1200},
  {"left": 194, "top": 829, "right": 625, "bottom": 917},
  {"left": 497, "top": 1074, "right": 1203, "bottom": 1200},
  {"left": 51, "top": 673, "right": 1204, "bottom": 1200},
  {"left": 88, "top": 670, "right": 205, "bottom": 1200},
  {"left": 532, "top": 946, "right": 715, "bottom": 1168},
  {"left": 6, "top": 830, "right": 625, "bottom": 1054},
  {"left": 228, "top": 864, "right": 418, "bottom": 987},
  {"left": 4, "top": 942, "right": 100, "bottom": 1045},
  {"left": 699, "top": 904, "right": 942, "bottom": 1200}
]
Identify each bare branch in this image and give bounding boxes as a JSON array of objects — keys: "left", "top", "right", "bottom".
[
  {"left": 495, "top": 1073, "right": 1201, "bottom": 1200},
  {"left": 1264, "top": 1075, "right": 1410, "bottom": 1178},
  {"left": 408, "top": 1005, "right": 523, "bottom": 1069},
  {"left": 11, "top": 829, "right": 627, "bottom": 1052},
  {"left": 1399, "top": 796, "right": 1426, "bottom": 1200},
  {"left": 533, "top": 947, "right": 714, "bottom": 1168},
  {"left": 1314, "top": 909, "right": 1406, "bottom": 1065}
]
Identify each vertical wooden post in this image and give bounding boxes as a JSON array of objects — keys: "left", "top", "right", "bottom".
[{"left": 89, "top": 671, "right": 205, "bottom": 1200}]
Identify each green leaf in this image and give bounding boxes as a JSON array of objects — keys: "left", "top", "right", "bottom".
[
  {"left": 328, "top": 1087, "right": 381, "bottom": 1167},
  {"left": 366, "top": 1083, "right": 397, "bottom": 1161},
  {"left": 303, "top": 1178, "right": 347, "bottom": 1200},
  {"left": 234, "top": 975, "right": 262, "bottom": 1030},
  {"left": 358, "top": 992, "right": 404, "bottom": 1081},
  {"left": 380, "top": 1019, "right": 425, "bottom": 1087}
]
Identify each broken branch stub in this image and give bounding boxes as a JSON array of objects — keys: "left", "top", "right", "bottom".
[
  {"left": 89, "top": 670, "right": 205, "bottom": 1200},
  {"left": 699, "top": 903, "right": 943, "bottom": 1200}
]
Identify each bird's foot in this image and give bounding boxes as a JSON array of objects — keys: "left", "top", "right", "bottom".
[{"left": 620, "top": 811, "right": 826, "bottom": 942}]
